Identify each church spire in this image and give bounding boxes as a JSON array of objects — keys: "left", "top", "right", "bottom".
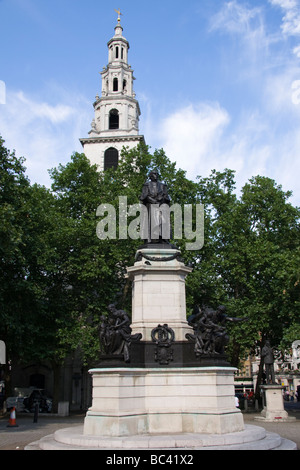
[
  {"left": 79, "top": 12, "right": 145, "bottom": 172},
  {"left": 113, "top": 8, "right": 124, "bottom": 39},
  {"left": 107, "top": 12, "right": 130, "bottom": 71}
]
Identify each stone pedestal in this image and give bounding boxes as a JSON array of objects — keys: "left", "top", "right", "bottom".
[
  {"left": 255, "top": 385, "right": 296, "bottom": 422},
  {"left": 127, "top": 248, "right": 193, "bottom": 341},
  {"left": 83, "top": 246, "right": 244, "bottom": 438},
  {"left": 58, "top": 401, "right": 69, "bottom": 417},
  {"left": 25, "top": 246, "right": 297, "bottom": 450},
  {"left": 83, "top": 366, "right": 244, "bottom": 436}
]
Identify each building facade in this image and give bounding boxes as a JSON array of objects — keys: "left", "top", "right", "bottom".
[
  {"left": 80, "top": 14, "right": 145, "bottom": 171},
  {"left": 235, "top": 344, "right": 300, "bottom": 405}
]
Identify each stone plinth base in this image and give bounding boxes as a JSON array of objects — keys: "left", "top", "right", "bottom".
[
  {"left": 127, "top": 248, "right": 193, "bottom": 341},
  {"left": 83, "top": 366, "right": 244, "bottom": 437},
  {"left": 255, "top": 385, "right": 296, "bottom": 423}
]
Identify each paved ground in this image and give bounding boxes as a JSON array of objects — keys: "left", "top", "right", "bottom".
[
  {"left": 0, "top": 411, "right": 85, "bottom": 450},
  {"left": 243, "top": 401, "right": 300, "bottom": 450},
  {"left": 0, "top": 402, "right": 299, "bottom": 451}
]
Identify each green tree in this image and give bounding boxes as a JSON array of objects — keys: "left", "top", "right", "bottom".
[
  {"left": 0, "top": 138, "right": 31, "bottom": 391},
  {"left": 49, "top": 150, "right": 300, "bottom": 372},
  {"left": 0, "top": 138, "right": 62, "bottom": 395},
  {"left": 47, "top": 148, "right": 147, "bottom": 365},
  {"left": 0, "top": 137, "right": 79, "bottom": 405},
  {"left": 1, "top": 135, "right": 299, "bottom": 403},
  {"left": 188, "top": 171, "right": 300, "bottom": 370}
]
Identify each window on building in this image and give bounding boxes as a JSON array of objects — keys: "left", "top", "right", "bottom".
[
  {"left": 104, "top": 147, "right": 119, "bottom": 170},
  {"left": 115, "top": 46, "right": 119, "bottom": 59},
  {"left": 113, "top": 78, "right": 118, "bottom": 92},
  {"left": 109, "top": 109, "right": 119, "bottom": 129},
  {"left": 121, "top": 48, "right": 124, "bottom": 60}
]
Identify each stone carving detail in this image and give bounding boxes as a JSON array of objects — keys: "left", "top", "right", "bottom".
[
  {"left": 99, "top": 304, "right": 142, "bottom": 363},
  {"left": 151, "top": 324, "right": 175, "bottom": 365},
  {"left": 186, "top": 305, "right": 246, "bottom": 357},
  {"left": 135, "top": 251, "right": 181, "bottom": 263}
]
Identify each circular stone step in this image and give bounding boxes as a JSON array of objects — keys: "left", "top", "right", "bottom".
[{"left": 25, "top": 424, "right": 297, "bottom": 451}]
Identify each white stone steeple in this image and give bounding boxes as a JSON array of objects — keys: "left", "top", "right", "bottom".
[{"left": 80, "top": 13, "right": 145, "bottom": 171}]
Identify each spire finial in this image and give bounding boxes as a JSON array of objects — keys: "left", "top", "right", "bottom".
[{"left": 114, "top": 8, "right": 123, "bottom": 24}]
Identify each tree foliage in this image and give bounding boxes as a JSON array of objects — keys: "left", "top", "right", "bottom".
[{"left": 0, "top": 137, "right": 299, "bottom": 372}]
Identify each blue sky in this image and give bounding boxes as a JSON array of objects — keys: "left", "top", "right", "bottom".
[{"left": 1, "top": 0, "right": 300, "bottom": 205}]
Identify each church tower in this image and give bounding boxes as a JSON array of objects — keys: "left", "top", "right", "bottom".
[{"left": 80, "top": 12, "right": 145, "bottom": 171}]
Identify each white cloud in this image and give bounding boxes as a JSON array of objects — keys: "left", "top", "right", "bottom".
[
  {"left": 269, "top": 0, "right": 300, "bottom": 36},
  {"left": 135, "top": 2, "right": 300, "bottom": 206},
  {"left": 186, "top": 0, "right": 300, "bottom": 204},
  {"left": 291, "top": 79, "right": 300, "bottom": 103},
  {"left": 147, "top": 98, "right": 300, "bottom": 205},
  {"left": 0, "top": 81, "right": 6, "bottom": 105},
  {"left": 209, "top": 0, "right": 268, "bottom": 54},
  {"left": 210, "top": 1, "right": 262, "bottom": 35},
  {"left": 15, "top": 91, "right": 76, "bottom": 123},
  {"left": 271, "top": 130, "right": 300, "bottom": 200},
  {"left": 209, "top": 1, "right": 275, "bottom": 81},
  {"left": 262, "top": 67, "right": 300, "bottom": 113},
  {"left": 293, "top": 44, "right": 300, "bottom": 56},
  {"left": 0, "top": 88, "right": 91, "bottom": 187},
  {"left": 154, "top": 103, "right": 268, "bottom": 187},
  {"left": 269, "top": 0, "right": 297, "bottom": 8},
  {"left": 157, "top": 103, "right": 230, "bottom": 178}
]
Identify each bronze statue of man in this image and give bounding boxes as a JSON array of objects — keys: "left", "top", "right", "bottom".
[
  {"left": 139, "top": 170, "right": 171, "bottom": 244},
  {"left": 261, "top": 340, "right": 275, "bottom": 384}
]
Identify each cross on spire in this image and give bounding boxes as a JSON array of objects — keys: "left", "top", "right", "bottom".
[{"left": 114, "top": 8, "right": 123, "bottom": 23}]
